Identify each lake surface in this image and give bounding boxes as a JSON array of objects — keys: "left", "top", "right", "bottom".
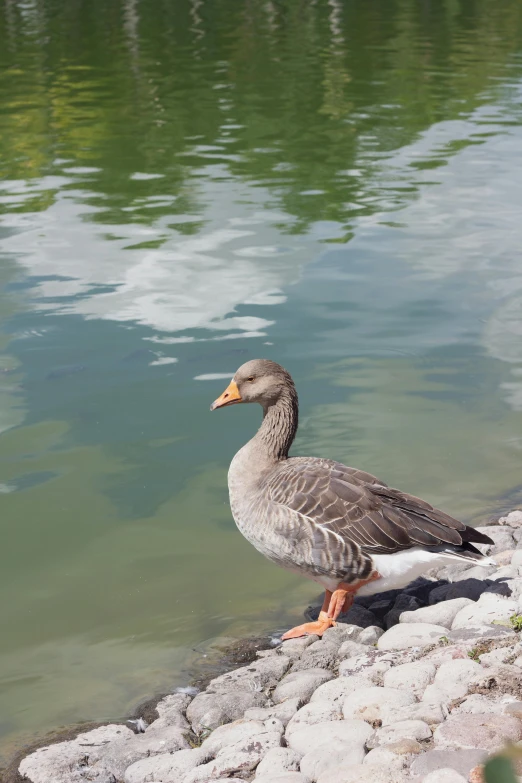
[{"left": 1, "top": 0, "right": 522, "bottom": 762}]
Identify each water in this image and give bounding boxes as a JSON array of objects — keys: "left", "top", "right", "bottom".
[{"left": 1, "top": 0, "right": 522, "bottom": 762}]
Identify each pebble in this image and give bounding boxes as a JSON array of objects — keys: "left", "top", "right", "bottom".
[{"left": 17, "top": 511, "right": 522, "bottom": 783}]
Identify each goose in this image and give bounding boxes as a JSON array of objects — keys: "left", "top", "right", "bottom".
[{"left": 210, "top": 359, "right": 494, "bottom": 639}]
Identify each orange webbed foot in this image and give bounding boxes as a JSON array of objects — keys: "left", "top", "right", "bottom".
[{"left": 281, "top": 611, "right": 335, "bottom": 640}]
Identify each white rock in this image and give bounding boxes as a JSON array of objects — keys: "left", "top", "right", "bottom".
[
  {"left": 423, "top": 770, "right": 467, "bottom": 783},
  {"left": 358, "top": 626, "right": 385, "bottom": 645},
  {"left": 285, "top": 701, "right": 342, "bottom": 736},
  {"left": 256, "top": 775, "right": 308, "bottom": 783},
  {"left": 399, "top": 598, "right": 473, "bottom": 629},
  {"left": 363, "top": 741, "right": 421, "bottom": 770},
  {"left": 310, "top": 675, "right": 372, "bottom": 707},
  {"left": 338, "top": 649, "right": 410, "bottom": 681},
  {"left": 479, "top": 645, "right": 518, "bottom": 666},
  {"left": 422, "top": 658, "right": 482, "bottom": 701},
  {"left": 201, "top": 718, "right": 278, "bottom": 755},
  {"left": 342, "top": 686, "right": 415, "bottom": 723},
  {"left": 272, "top": 668, "right": 333, "bottom": 704},
  {"left": 377, "top": 622, "right": 449, "bottom": 650},
  {"left": 279, "top": 637, "right": 318, "bottom": 661},
  {"left": 286, "top": 719, "right": 372, "bottom": 756},
  {"left": 19, "top": 725, "right": 137, "bottom": 783},
  {"left": 368, "top": 719, "right": 432, "bottom": 747},
  {"left": 451, "top": 694, "right": 516, "bottom": 715},
  {"left": 512, "top": 550, "right": 522, "bottom": 566},
  {"left": 337, "top": 640, "right": 369, "bottom": 659},
  {"left": 317, "top": 763, "right": 409, "bottom": 783},
  {"left": 184, "top": 730, "right": 282, "bottom": 782},
  {"left": 255, "top": 747, "right": 302, "bottom": 778},
  {"left": 245, "top": 698, "right": 301, "bottom": 726},
  {"left": 475, "top": 525, "right": 515, "bottom": 552},
  {"left": 299, "top": 737, "right": 366, "bottom": 781},
  {"left": 383, "top": 660, "right": 436, "bottom": 698},
  {"left": 209, "top": 655, "right": 291, "bottom": 694},
  {"left": 124, "top": 747, "right": 208, "bottom": 783},
  {"left": 451, "top": 593, "right": 518, "bottom": 630},
  {"left": 499, "top": 511, "right": 522, "bottom": 528},
  {"left": 380, "top": 700, "right": 448, "bottom": 726},
  {"left": 186, "top": 689, "right": 267, "bottom": 733}
]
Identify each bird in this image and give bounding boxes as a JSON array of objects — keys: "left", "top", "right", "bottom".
[{"left": 210, "top": 359, "right": 495, "bottom": 640}]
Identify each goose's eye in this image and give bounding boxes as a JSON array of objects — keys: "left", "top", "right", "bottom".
[{"left": 246, "top": 376, "right": 255, "bottom": 382}]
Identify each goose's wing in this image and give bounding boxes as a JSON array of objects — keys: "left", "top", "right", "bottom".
[{"left": 267, "top": 457, "right": 491, "bottom": 556}]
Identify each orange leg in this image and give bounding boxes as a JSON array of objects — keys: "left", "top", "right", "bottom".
[{"left": 281, "top": 571, "right": 381, "bottom": 640}]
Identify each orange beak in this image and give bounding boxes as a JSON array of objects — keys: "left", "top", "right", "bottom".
[{"left": 210, "top": 380, "right": 242, "bottom": 411}]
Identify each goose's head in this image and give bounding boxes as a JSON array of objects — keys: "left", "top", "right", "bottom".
[{"left": 210, "top": 359, "right": 295, "bottom": 411}]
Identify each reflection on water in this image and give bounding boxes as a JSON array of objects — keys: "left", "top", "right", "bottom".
[{"left": 1, "top": 0, "right": 522, "bottom": 762}]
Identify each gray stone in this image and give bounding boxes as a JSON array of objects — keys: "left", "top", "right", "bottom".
[
  {"left": 285, "top": 701, "right": 342, "bottom": 737},
  {"left": 299, "top": 737, "right": 366, "bottom": 782},
  {"left": 322, "top": 623, "right": 362, "bottom": 645},
  {"left": 358, "top": 626, "right": 385, "bottom": 645},
  {"left": 255, "top": 747, "right": 302, "bottom": 778},
  {"left": 279, "top": 636, "right": 318, "bottom": 661},
  {"left": 184, "top": 728, "right": 282, "bottom": 782},
  {"left": 342, "top": 686, "right": 415, "bottom": 723},
  {"left": 422, "top": 658, "right": 482, "bottom": 702},
  {"left": 377, "top": 622, "right": 448, "bottom": 650},
  {"left": 337, "top": 639, "right": 370, "bottom": 659},
  {"left": 384, "top": 594, "right": 422, "bottom": 629},
  {"left": 452, "top": 564, "right": 497, "bottom": 581},
  {"left": 383, "top": 660, "right": 436, "bottom": 698},
  {"left": 124, "top": 747, "right": 208, "bottom": 783},
  {"left": 490, "top": 565, "right": 519, "bottom": 580},
  {"left": 186, "top": 689, "right": 267, "bottom": 734},
  {"left": 512, "top": 550, "right": 522, "bottom": 566},
  {"left": 434, "top": 712, "right": 522, "bottom": 750},
  {"left": 380, "top": 700, "right": 448, "bottom": 727},
  {"left": 363, "top": 739, "right": 423, "bottom": 769},
  {"left": 423, "top": 770, "right": 467, "bottom": 783},
  {"left": 286, "top": 719, "right": 372, "bottom": 756},
  {"left": 272, "top": 668, "right": 333, "bottom": 705},
  {"left": 255, "top": 775, "right": 308, "bottom": 783},
  {"left": 447, "top": 624, "right": 516, "bottom": 644},
  {"left": 465, "top": 663, "right": 522, "bottom": 698},
  {"left": 336, "top": 604, "right": 383, "bottom": 629},
  {"left": 479, "top": 644, "right": 518, "bottom": 666},
  {"left": 399, "top": 597, "right": 474, "bottom": 628},
  {"left": 244, "top": 698, "right": 301, "bottom": 727},
  {"left": 410, "top": 748, "right": 488, "bottom": 778},
  {"left": 290, "top": 642, "right": 339, "bottom": 672},
  {"left": 208, "top": 654, "right": 291, "bottom": 694},
  {"left": 309, "top": 674, "right": 372, "bottom": 707},
  {"left": 201, "top": 718, "right": 282, "bottom": 755},
  {"left": 451, "top": 592, "right": 518, "bottom": 629},
  {"left": 18, "top": 725, "right": 137, "bottom": 783},
  {"left": 150, "top": 692, "right": 192, "bottom": 731},
  {"left": 95, "top": 725, "right": 190, "bottom": 779},
  {"left": 451, "top": 694, "right": 515, "bottom": 715},
  {"left": 368, "top": 719, "right": 431, "bottom": 748},
  {"left": 317, "top": 763, "right": 409, "bottom": 783}
]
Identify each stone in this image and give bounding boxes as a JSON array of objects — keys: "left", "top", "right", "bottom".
[
  {"left": 124, "top": 747, "right": 208, "bottom": 783},
  {"left": 399, "top": 598, "right": 474, "bottom": 628},
  {"left": 94, "top": 725, "right": 190, "bottom": 779},
  {"left": 336, "top": 604, "right": 383, "bottom": 629},
  {"left": 434, "top": 713, "right": 522, "bottom": 751},
  {"left": 423, "top": 770, "right": 467, "bottom": 783},
  {"left": 383, "top": 660, "right": 436, "bottom": 698},
  {"left": 338, "top": 649, "right": 403, "bottom": 681},
  {"left": 291, "top": 642, "right": 339, "bottom": 672},
  {"left": 479, "top": 645, "right": 518, "bottom": 666},
  {"left": 453, "top": 564, "right": 497, "bottom": 581},
  {"left": 322, "top": 623, "right": 362, "bottom": 645},
  {"left": 490, "top": 565, "right": 519, "bottom": 580},
  {"left": 342, "top": 686, "right": 415, "bottom": 723},
  {"left": 465, "top": 662, "right": 522, "bottom": 698},
  {"left": 201, "top": 718, "right": 282, "bottom": 755},
  {"left": 150, "top": 692, "right": 192, "bottom": 731},
  {"left": 244, "top": 698, "right": 301, "bottom": 727},
  {"left": 186, "top": 689, "right": 267, "bottom": 733},
  {"left": 451, "top": 592, "right": 518, "bottom": 629},
  {"left": 184, "top": 729, "right": 282, "bottom": 782},
  {"left": 18, "top": 725, "right": 137, "bottom": 783},
  {"left": 476, "top": 525, "right": 515, "bottom": 552},
  {"left": 337, "top": 639, "right": 370, "bottom": 659},
  {"left": 255, "top": 775, "right": 308, "bottom": 783},
  {"left": 380, "top": 700, "right": 448, "bottom": 726},
  {"left": 410, "top": 748, "right": 489, "bottom": 778},
  {"left": 368, "top": 719, "right": 432, "bottom": 748},
  {"left": 285, "top": 701, "right": 342, "bottom": 736},
  {"left": 377, "top": 622, "right": 448, "bottom": 650},
  {"left": 208, "top": 655, "right": 291, "bottom": 694},
  {"left": 286, "top": 719, "right": 372, "bottom": 756},
  {"left": 384, "top": 594, "right": 422, "bottom": 629},
  {"left": 451, "top": 694, "right": 515, "bottom": 715},
  {"left": 279, "top": 636, "right": 318, "bottom": 661},
  {"left": 429, "top": 579, "right": 492, "bottom": 604},
  {"left": 255, "top": 747, "right": 302, "bottom": 778},
  {"left": 499, "top": 511, "right": 522, "bottom": 528},
  {"left": 363, "top": 739, "right": 422, "bottom": 769},
  {"left": 512, "top": 551, "right": 522, "bottom": 566},
  {"left": 422, "top": 658, "right": 482, "bottom": 702},
  {"left": 447, "top": 625, "right": 516, "bottom": 644},
  {"left": 299, "top": 737, "right": 366, "bottom": 782},
  {"left": 358, "top": 626, "right": 385, "bottom": 645},
  {"left": 310, "top": 674, "right": 372, "bottom": 707},
  {"left": 317, "top": 763, "right": 409, "bottom": 783},
  {"left": 272, "top": 668, "right": 333, "bottom": 705},
  {"left": 505, "top": 701, "right": 522, "bottom": 719}
]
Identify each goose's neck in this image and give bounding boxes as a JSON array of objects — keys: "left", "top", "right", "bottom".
[{"left": 256, "top": 388, "right": 299, "bottom": 461}]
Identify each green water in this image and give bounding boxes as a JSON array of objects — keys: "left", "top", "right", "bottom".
[{"left": 1, "top": 0, "right": 522, "bottom": 761}]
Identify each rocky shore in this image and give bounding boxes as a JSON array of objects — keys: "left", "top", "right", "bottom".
[{"left": 14, "top": 510, "right": 522, "bottom": 783}]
